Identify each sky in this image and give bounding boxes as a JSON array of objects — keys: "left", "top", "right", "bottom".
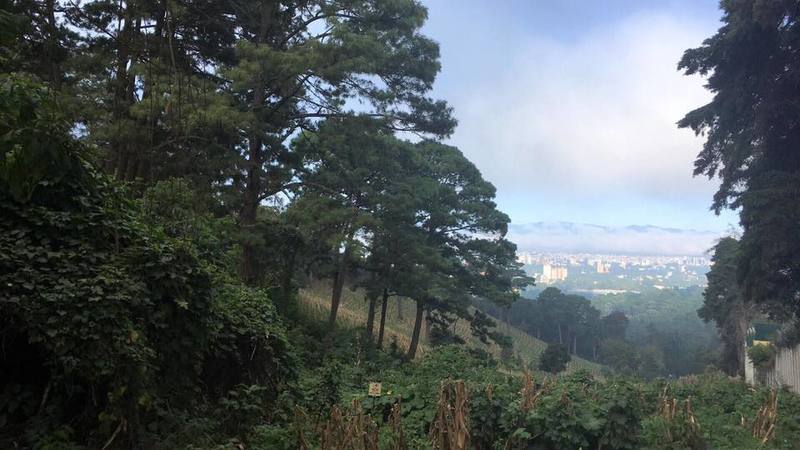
[{"left": 420, "top": 0, "right": 739, "bottom": 235}]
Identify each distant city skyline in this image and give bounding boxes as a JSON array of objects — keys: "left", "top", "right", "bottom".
[
  {"left": 517, "top": 251, "right": 710, "bottom": 267},
  {"left": 519, "top": 250, "right": 710, "bottom": 290}
]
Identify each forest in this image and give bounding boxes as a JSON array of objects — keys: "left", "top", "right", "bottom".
[
  {"left": 2, "top": 1, "right": 800, "bottom": 449},
  {"left": 477, "top": 286, "right": 718, "bottom": 378}
]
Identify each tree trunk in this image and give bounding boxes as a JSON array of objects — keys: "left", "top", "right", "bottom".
[
  {"left": 327, "top": 254, "right": 347, "bottom": 331},
  {"left": 108, "top": 4, "right": 137, "bottom": 177},
  {"left": 364, "top": 293, "right": 378, "bottom": 343},
  {"left": 239, "top": 4, "right": 274, "bottom": 284},
  {"left": 735, "top": 306, "right": 752, "bottom": 378},
  {"left": 407, "top": 300, "right": 425, "bottom": 359},
  {"left": 424, "top": 311, "right": 432, "bottom": 343},
  {"left": 239, "top": 116, "right": 265, "bottom": 283},
  {"left": 377, "top": 289, "right": 389, "bottom": 348},
  {"left": 279, "top": 248, "right": 296, "bottom": 310},
  {"left": 327, "top": 234, "right": 354, "bottom": 331},
  {"left": 573, "top": 334, "right": 577, "bottom": 355},
  {"left": 44, "top": 0, "right": 61, "bottom": 87},
  {"left": 134, "top": 3, "right": 167, "bottom": 185},
  {"left": 558, "top": 324, "right": 563, "bottom": 344},
  {"left": 397, "top": 296, "right": 404, "bottom": 321}
]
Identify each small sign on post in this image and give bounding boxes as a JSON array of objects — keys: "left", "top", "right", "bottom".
[{"left": 368, "top": 382, "right": 382, "bottom": 397}]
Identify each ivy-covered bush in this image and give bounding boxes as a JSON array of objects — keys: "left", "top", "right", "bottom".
[
  {"left": 497, "top": 376, "right": 643, "bottom": 449},
  {"left": 0, "top": 75, "right": 294, "bottom": 448}
]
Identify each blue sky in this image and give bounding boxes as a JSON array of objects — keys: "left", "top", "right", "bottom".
[{"left": 420, "top": 0, "right": 739, "bottom": 232}]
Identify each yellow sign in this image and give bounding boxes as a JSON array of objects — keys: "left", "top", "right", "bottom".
[{"left": 368, "top": 382, "right": 382, "bottom": 397}]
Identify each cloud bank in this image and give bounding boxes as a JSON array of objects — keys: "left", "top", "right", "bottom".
[
  {"left": 423, "top": 6, "right": 729, "bottom": 232},
  {"left": 508, "top": 222, "right": 725, "bottom": 256},
  {"left": 451, "top": 12, "right": 714, "bottom": 198}
]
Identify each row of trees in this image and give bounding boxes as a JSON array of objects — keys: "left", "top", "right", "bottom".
[
  {"left": 6, "top": 0, "right": 455, "bottom": 279},
  {"left": 482, "top": 286, "right": 716, "bottom": 378},
  {"left": 700, "top": 237, "right": 756, "bottom": 376},
  {"left": 593, "top": 287, "right": 719, "bottom": 377},
  {"left": 290, "top": 118, "right": 531, "bottom": 357},
  {"left": 2, "top": 1, "right": 531, "bottom": 446},
  {"left": 681, "top": 1, "right": 800, "bottom": 376},
  {"left": 3, "top": 0, "right": 529, "bottom": 358},
  {"left": 478, "top": 288, "right": 629, "bottom": 361}
]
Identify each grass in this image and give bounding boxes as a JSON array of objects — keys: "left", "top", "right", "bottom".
[{"left": 298, "top": 281, "right": 604, "bottom": 374}]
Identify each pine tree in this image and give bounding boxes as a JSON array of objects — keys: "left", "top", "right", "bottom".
[{"left": 679, "top": 0, "right": 800, "bottom": 338}]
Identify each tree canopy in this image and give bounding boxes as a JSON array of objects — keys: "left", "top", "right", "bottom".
[
  {"left": 679, "top": 0, "right": 800, "bottom": 340},
  {"left": 0, "top": 2, "right": 532, "bottom": 445}
]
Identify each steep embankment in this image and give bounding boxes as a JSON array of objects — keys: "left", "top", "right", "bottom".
[{"left": 298, "top": 282, "right": 603, "bottom": 374}]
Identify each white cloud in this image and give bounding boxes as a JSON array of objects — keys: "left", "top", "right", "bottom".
[
  {"left": 445, "top": 12, "right": 716, "bottom": 200},
  {"left": 508, "top": 222, "right": 724, "bottom": 256}
]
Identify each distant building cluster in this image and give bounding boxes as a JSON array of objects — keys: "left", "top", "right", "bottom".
[
  {"left": 541, "top": 263, "right": 568, "bottom": 282},
  {"left": 516, "top": 251, "right": 709, "bottom": 268},
  {"left": 516, "top": 251, "right": 711, "bottom": 286}
]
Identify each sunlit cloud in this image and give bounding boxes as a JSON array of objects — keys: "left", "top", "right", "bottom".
[
  {"left": 450, "top": 12, "right": 714, "bottom": 200},
  {"left": 508, "top": 222, "right": 722, "bottom": 256}
]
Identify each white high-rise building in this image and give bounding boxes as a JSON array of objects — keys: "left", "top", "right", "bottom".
[{"left": 542, "top": 263, "right": 568, "bottom": 282}]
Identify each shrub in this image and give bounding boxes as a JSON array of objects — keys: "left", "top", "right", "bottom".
[
  {"left": 597, "top": 381, "right": 644, "bottom": 449},
  {"left": 0, "top": 75, "right": 295, "bottom": 448},
  {"left": 538, "top": 343, "right": 571, "bottom": 373},
  {"left": 748, "top": 344, "right": 776, "bottom": 370}
]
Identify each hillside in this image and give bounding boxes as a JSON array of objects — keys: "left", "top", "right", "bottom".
[{"left": 298, "top": 282, "right": 604, "bottom": 374}]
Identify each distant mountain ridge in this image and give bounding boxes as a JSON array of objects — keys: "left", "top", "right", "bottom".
[{"left": 508, "top": 221, "right": 726, "bottom": 256}]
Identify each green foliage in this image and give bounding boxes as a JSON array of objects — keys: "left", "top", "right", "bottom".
[
  {"left": 642, "top": 410, "right": 706, "bottom": 450},
  {"left": 596, "top": 381, "right": 644, "bottom": 449},
  {"left": 600, "top": 339, "right": 642, "bottom": 375},
  {"left": 306, "top": 360, "right": 344, "bottom": 417},
  {"left": 538, "top": 343, "right": 571, "bottom": 374},
  {"left": 699, "top": 237, "right": 753, "bottom": 376},
  {"left": 217, "top": 384, "right": 271, "bottom": 437},
  {"left": 140, "top": 178, "right": 236, "bottom": 264},
  {"left": 1, "top": 95, "right": 211, "bottom": 444},
  {"left": 478, "top": 287, "right": 612, "bottom": 364},
  {"left": 593, "top": 287, "right": 719, "bottom": 377},
  {"left": 469, "top": 380, "right": 517, "bottom": 450},
  {"left": 0, "top": 74, "right": 87, "bottom": 202},
  {"left": 205, "top": 283, "right": 295, "bottom": 397},
  {"left": 515, "top": 383, "right": 603, "bottom": 449},
  {"left": 747, "top": 344, "right": 776, "bottom": 370},
  {"left": 0, "top": 76, "right": 294, "bottom": 448},
  {"left": 498, "top": 377, "right": 643, "bottom": 450},
  {"left": 9, "top": 2, "right": 800, "bottom": 449},
  {"left": 679, "top": 0, "right": 800, "bottom": 337}
]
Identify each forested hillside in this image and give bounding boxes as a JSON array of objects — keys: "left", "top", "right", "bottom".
[
  {"left": 592, "top": 288, "right": 719, "bottom": 377},
  {"left": 298, "top": 282, "right": 603, "bottom": 374},
  {"left": 478, "top": 286, "right": 718, "bottom": 379},
  {"left": 3, "top": 1, "right": 800, "bottom": 449}
]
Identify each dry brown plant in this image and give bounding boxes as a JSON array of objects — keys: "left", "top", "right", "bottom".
[
  {"left": 657, "top": 387, "right": 700, "bottom": 442},
  {"left": 293, "top": 405, "right": 311, "bottom": 450},
  {"left": 429, "top": 379, "right": 470, "bottom": 450},
  {"left": 520, "top": 370, "right": 544, "bottom": 412},
  {"left": 752, "top": 389, "right": 778, "bottom": 443},
  {"left": 319, "top": 400, "right": 379, "bottom": 450},
  {"left": 389, "top": 400, "right": 407, "bottom": 450}
]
